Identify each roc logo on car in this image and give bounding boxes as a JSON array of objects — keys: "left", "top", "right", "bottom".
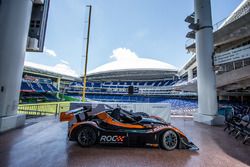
[{"left": 100, "top": 135, "right": 125, "bottom": 143}]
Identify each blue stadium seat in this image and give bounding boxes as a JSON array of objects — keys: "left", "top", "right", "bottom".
[
  {"left": 40, "top": 83, "right": 53, "bottom": 92},
  {"left": 112, "top": 81, "right": 118, "bottom": 85},
  {"left": 31, "top": 82, "right": 44, "bottom": 92},
  {"left": 93, "top": 82, "right": 101, "bottom": 88},
  {"left": 21, "top": 81, "right": 34, "bottom": 92},
  {"left": 167, "top": 80, "right": 173, "bottom": 85},
  {"left": 70, "top": 82, "right": 83, "bottom": 87},
  {"left": 49, "top": 84, "right": 59, "bottom": 92},
  {"left": 158, "top": 81, "right": 165, "bottom": 86},
  {"left": 146, "top": 81, "right": 154, "bottom": 86},
  {"left": 86, "top": 82, "right": 92, "bottom": 87},
  {"left": 153, "top": 81, "right": 160, "bottom": 86},
  {"left": 163, "top": 81, "right": 170, "bottom": 86},
  {"left": 126, "top": 81, "right": 132, "bottom": 85},
  {"left": 139, "top": 82, "right": 145, "bottom": 86}
]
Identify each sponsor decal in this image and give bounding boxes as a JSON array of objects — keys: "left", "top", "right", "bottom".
[
  {"left": 151, "top": 125, "right": 166, "bottom": 132},
  {"left": 100, "top": 135, "right": 125, "bottom": 143}
]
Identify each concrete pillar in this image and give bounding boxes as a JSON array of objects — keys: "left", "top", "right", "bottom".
[
  {"left": 56, "top": 77, "right": 61, "bottom": 98},
  {"left": 188, "top": 69, "right": 193, "bottom": 82},
  {"left": 193, "top": 0, "right": 224, "bottom": 125},
  {"left": 0, "top": 0, "right": 33, "bottom": 132}
]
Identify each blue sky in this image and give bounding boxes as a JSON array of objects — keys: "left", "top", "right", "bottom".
[{"left": 26, "top": 0, "right": 242, "bottom": 76}]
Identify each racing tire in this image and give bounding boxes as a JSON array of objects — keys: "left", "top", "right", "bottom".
[
  {"left": 161, "top": 130, "right": 179, "bottom": 151},
  {"left": 76, "top": 126, "right": 97, "bottom": 147}
]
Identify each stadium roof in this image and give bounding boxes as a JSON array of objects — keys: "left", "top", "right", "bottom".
[
  {"left": 88, "top": 57, "right": 178, "bottom": 75},
  {"left": 219, "top": 0, "right": 250, "bottom": 29},
  {"left": 24, "top": 61, "right": 80, "bottom": 80},
  {"left": 86, "top": 55, "right": 178, "bottom": 81}
]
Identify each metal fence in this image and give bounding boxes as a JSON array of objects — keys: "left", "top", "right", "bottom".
[{"left": 18, "top": 102, "right": 70, "bottom": 119}]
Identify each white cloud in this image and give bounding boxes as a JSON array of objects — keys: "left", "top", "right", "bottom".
[
  {"left": 24, "top": 61, "right": 79, "bottom": 77},
  {"left": 44, "top": 47, "right": 57, "bottom": 57},
  {"left": 53, "top": 63, "right": 78, "bottom": 77},
  {"left": 110, "top": 48, "right": 138, "bottom": 61},
  {"left": 60, "top": 59, "right": 69, "bottom": 65}
]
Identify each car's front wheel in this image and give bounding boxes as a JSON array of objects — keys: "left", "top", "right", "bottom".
[
  {"left": 161, "top": 130, "right": 178, "bottom": 151},
  {"left": 76, "top": 126, "right": 97, "bottom": 147}
]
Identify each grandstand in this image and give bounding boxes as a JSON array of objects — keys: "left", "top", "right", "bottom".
[
  {"left": 64, "top": 58, "right": 197, "bottom": 102},
  {"left": 65, "top": 80, "right": 180, "bottom": 95},
  {"left": 19, "top": 57, "right": 199, "bottom": 115},
  {"left": 20, "top": 77, "right": 59, "bottom": 103},
  {"left": 19, "top": 63, "right": 79, "bottom": 103}
]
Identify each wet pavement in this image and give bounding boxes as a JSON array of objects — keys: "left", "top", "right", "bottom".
[{"left": 0, "top": 117, "right": 249, "bottom": 167}]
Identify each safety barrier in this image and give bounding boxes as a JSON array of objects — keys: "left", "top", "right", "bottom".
[{"left": 18, "top": 102, "right": 70, "bottom": 119}]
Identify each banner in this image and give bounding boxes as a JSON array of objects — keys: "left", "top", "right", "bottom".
[{"left": 214, "top": 44, "right": 250, "bottom": 65}]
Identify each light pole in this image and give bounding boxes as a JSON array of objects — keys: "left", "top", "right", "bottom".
[{"left": 82, "top": 5, "right": 92, "bottom": 102}]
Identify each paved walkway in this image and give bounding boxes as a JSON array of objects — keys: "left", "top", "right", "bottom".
[{"left": 0, "top": 117, "right": 249, "bottom": 167}]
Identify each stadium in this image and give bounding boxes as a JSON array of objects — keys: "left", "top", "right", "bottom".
[
  {"left": 0, "top": 0, "right": 250, "bottom": 167},
  {"left": 68, "top": 57, "right": 182, "bottom": 99},
  {"left": 20, "top": 55, "right": 199, "bottom": 116}
]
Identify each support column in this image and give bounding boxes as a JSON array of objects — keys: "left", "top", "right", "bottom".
[
  {"left": 193, "top": 0, "right": 224, "bottom": 125},
  {"left": 188, "top": 69, "right": 193, "bottom": 82},
  {"left": 0, "top": 0, "right": 33, "bottom": 132},
  {"left": 56, "top": 77, "right": 61, "bottom": 98}
]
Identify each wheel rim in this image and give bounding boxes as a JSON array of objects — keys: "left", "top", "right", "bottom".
[
  {"left": 77, "top": 127, "right": 96, "bottom": 146},
  {"left": 163, "top": 130, "right": 178, "bottom": 150}
]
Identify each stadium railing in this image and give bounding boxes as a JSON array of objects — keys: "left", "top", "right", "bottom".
[{"left": 18, "top": 102, "right": 70, "bottom": 119}]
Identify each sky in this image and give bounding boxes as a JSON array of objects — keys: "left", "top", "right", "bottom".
[{"left": 25, "top": 0, "right": 242, "bottom": 77}]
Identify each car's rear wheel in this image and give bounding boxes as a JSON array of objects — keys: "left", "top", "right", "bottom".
[
  {"left": 76, "top": 126, "right": 96, "bottom": 147},
  {"left": 161, "top": 130, "right": 178, "bottom": 151}
]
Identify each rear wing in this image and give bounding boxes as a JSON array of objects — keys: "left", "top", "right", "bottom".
[
  {"left": 60, "top": 112, "right": 74, "bottom": 122},
  {"left": 67, "top": 107, "right": 85, "bottom": 114},
  {"left": 59, "top": 106, "right": 91, "bottom": 122}
]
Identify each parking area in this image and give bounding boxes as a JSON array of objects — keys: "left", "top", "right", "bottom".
[{"left": 0, "top": 117, "right": 249, "bottom": 167}]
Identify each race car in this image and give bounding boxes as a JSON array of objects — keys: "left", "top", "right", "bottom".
[{"left": 60, "top": 105, "right": 198, "bottom": 151}]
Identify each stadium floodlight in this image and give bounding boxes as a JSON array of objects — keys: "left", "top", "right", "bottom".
[
  {"left": 186, "top": 30, "right": 196, "bottom": 39},
  {"left": 184, "top": 13, "right": 195, "bottom": 23},
  {"left": 188, "top": 23, "right": 199, "bottom": 31},
  {"left": 26, "top": 0, "right": 50, "bottom": 52},
  {"left": 185, "top": 12, "right": 200, "bottom": 32}
]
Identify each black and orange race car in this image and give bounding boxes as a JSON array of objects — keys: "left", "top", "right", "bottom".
[{"left": 60, "top": 105, "right": 198, "bottom": 151}]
